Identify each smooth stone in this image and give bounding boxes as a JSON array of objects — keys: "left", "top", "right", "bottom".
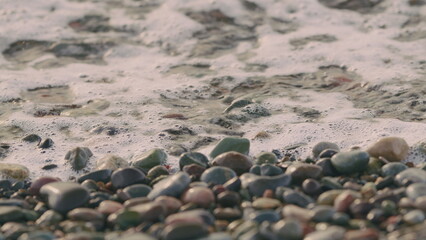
[
  {"left": 38, "top": 138, "right": 54, "bottom": 149},
  {"left": 0, "top": 206, "right": 25, "bottom": 223},
  {"left": 0, "top": 163, "right": 30, "bottom": 180},
  {"left": 211, "top": 151, "right": 253, "bottom": 175},
  {"left": 210, "top": 137, "right": 250, "bottom": 159},
  {"left": 181, "top": 187, "right": 214, "bottom": 208},
  {"left": 241, "top": 173, "right": 292, "bottom": 197},
  {"left": 111, "top": 167, "right": 145, "bottom": 189},
  {"left": 65, "top": 147, "right": 93, "bottom": 171},
  {"left": 107, "top": 209, "right": 140, "bottom": 229},
  {"left": 255, "top": 152, "right": 278, "bottom": 165},
  {"left": 318, "top": 190, "right": 347, "bottom": 205},
  {"left": 97, "top": 200, "right": 123, "bottom": 215},
  {"left": 414, "top": 196, "right": 426, "bottom": 211},
  {"left": 302, "top": 178, "right": 322, "bottom": 195},
  {"left": 17, "top": 231, "right": 55, "bottom": 240},
  {"left": 344, "top": 229, "right": 380, "bottom": 240},
  {"left": 331, "top": 151, "right": 370, "bottom": 174},
  {"left": 22, "top": 134, "right": 41, "bottom": 143},
  {"left": 260, "top": 164, "right": 283, "bottom": 176},
  {"left": 183, "top": 164, "right": 205, "bottom": 179},
  {"left": 318, "top": 149, "right": 339, "bottom": 158},
  {"left": 165, "top": 209, "right": 214, "bottom": 226},
  {"left": 282, "top": 205, "right": 312, "bottom": 222},
  {"left": 406, "top": 183, "right": 426, "bottom": 200},
  {"left": 305, "top": 226, "right": 346, "bottom": 240},
  {"left": 403, "top": 209, "right": 425, "bottom": 225},
  {"left": 381, "top": 162, "right": 408, "bottom": 177},
  {"left": 28, "top": 176, "right": 61, "bottom": 195},
  {"left": 213, "top": 208, "right": 242, "bottom": 221},
  {"left": 129, "top": 202, "right": 166, "bottom": 222},
  {"left": 197, "top": 232, "right": 232, "bottom": 240},
  {"left": 282, "top": 189, "right": 314, "bottom": 207},
  {"left": 232, "top": 221, "right": 258, "bottom": 239},
  {"left": 35, "top": 210, "right": 63, "bottom": 226},
  {"left": 148, "top": 172, "right": 191, "bottom": 199},
  {"left": 40, "top": 182, "right": 90, "bottom": 213},
  {"left": 350, "top": 199, "right": 374, "bottom": 218},
  {"left": 249, "top": 165, "right": 261, "bottom": 175},
  {"left": 395, "top": 168, "right": 426, "bottom": 185},
  {"left": 117, "top": 233, "right": 156, "bottom": 240},
  {"left": 334, "top": 191, "right": 358, "bottom": 212},
  {"left": 247, "top": 210, "right": 280, "bottom": 223},
  {"left": 312, "top": 205, "right": 336, "bottom": 222},
  {"left": 316, "top": 158, "right": 338, "bottom": 176},
  {"left": 78, "top": 169, "right": 112, "bottom": 183},
  {"left": 96, "top": 155, "right": 129, "bottom": 170},
  {"left": 179, "top": 152, "right": 209, "bottom": 169},
  {"left": 123, "top": 197, "right": 150, "bottom": 208},
  {"left": 132, "top": 148, "right": 167, "bottom": 171},
  {"left": 272, "top": 219, "right": 303, "bottom": 240},
  {"left": 201, "top": 166, "right": 237, "bottom": 185},
  {"left": 122, "top": 184, "right": 152, "bottom": 198},
  {"left": 154, "top": 196, "right": 182, "bottom": 216},
  {"left": 252, "top": 198, "right": 281, "bottom": 209},
  {"left": 61, "top": 233, "right": 105, "bottom": 240},
  {"left": 217, "top": 191, "right": 241, "bottom": 207},
  {"left": 332, "top": 212, "right": 350, "bottom": 226},
  {"left": 161, "top": 222, "right": 209, "bottom": 240},
  {"left": 365, "top": 157, "right": 383, "bottom": 175},
  {"left": 223, "top": 177, "right": 241, "bottom": 192},
  {"left": 0, "top": 180, "right": 11, "bottom": 190},
  {"left": 312, "top": 142, "right": 339, "bottom": 158},
  {"left": 147, "top": 165, "right": 169, "bottom": 180},
  {"left": 367, "top": 137, "right": 409, "bottom": 162},
  {"left": 0, "top": 199, "right": 29, "bottom": 209},
  {"left": 285, "top": 163, "right": 322, "bottom": 183},
  {"left": 67, "top": 207, "right": 104, "bottom": 222}
]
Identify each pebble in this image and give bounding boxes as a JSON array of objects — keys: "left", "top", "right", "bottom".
[
  {"left": 403, "top": 209, "right": 425, "bottom": 225},
  {"left": 282, "top": 189, "right": 314, "bottom": 207},
  {"left": 38, "top": 138, "right": 54, "bottom": 149},
  {"left": 165, "top": 209, "right": 215, "bottom": 226},
  {"left": 209, "top": 137, "right": 250, "bottom": 159},
  {"left": 129, "top": 202, "right": 166, "bottom": 222},
  {"left": 211, "top": 151, "right": 253, "bottom": 175},
  {"left": 252, "top": 198, "right": 281, "bottom": 209},
  {"left": 183, "top": 164, "right": 205, "bottom": 179},
  {"left": 260, "top": 164, "right": 283, "bottom": 176},
  {"left": 304, "top": 226, "right": 346, "bottom": 240},
  {"left": 242, "top": 173, "right": 292, "bottom": 197},
  {"left": 344, "top": 228, "right": 380, "bottom": 240},
  {"left": 122, "top": 184, "right": 152, "bottom": 199},
  {"left": 0, "top": 206, "right": 25, "bottom": 223},
  {"left": 201, "top": 166, "right": 237, "bottom": 185},
  {"left": 40, "top": 182, "right": 90, "bottom": 213},
  {"left": 111, "top": 167, "right": 146, "bottom": 189},
  {"left": 312, "top": 142, "right": 339, "bottom": 158},
  {"left": 334, "top": 191, "right": 358, "bottom": 212},
  {"left": 64, "top": 147, "right": 93, "bottom": 171},
  {"left": 255, "top": 152, "right": 278, "bottom": 165},
  {"left": 22, "top": 134, "right": 41, "bottom": 143},
  {"left": 247, "top": 210, "right": 280, "bottom": 223},
  {"left": 0, "top": 163, "right": 30, "bottom": 180},
  {"left": 154, "top": 196, "right": 182, "bottom": 216},
  {"left": 148, "top": 172, "right": 191, "bottom": 199},
  {"left": 331, "top": 151, "right": 370, "bottom": 174},
  {"left": 146, "top": 165, "right": 169, "bottom": 180},
  {"left": 96, "top": 155, "right": 129, "bottom": 170},
  {"left": 311, "top": 205, "right": 336, "bottom": 222},
  {"left": 316, "top": 158, "right": 339, "bottom": 176},
  {"left": 179, "top": 152, "right": 209, "bottom": 169},
  {"left": 161, "top": 222, "right": 209, "bottom": 240},
  {"left": 97, "top": 200, "right": 123, "bottom": 215},
  {"left": 381, "top": 162, "right": 408, "bottom": 177},
  {"left": 272, "top": 219, "right": 304, "bottom": 240},
  {"left": 132, "top": 148, "right": 167, "bottom": 171},
  {"left": 303, "top": 178, "right": 322, "bottom": 195},
  {"left": 367, "top": 137, "right": 409, "bottom": 162},
  {"left": 181, "top": 187, "right": 215, "bottom": 208},
  {"left": 395, "top": 168, "right": 426, "bottom": 185},
  {"left": 213, "top": 208, "right": 242, "bottom": 221},
  {"left": 77, "top": 169, "right": 112, "bottom": 183},
  {"left": 28, "top": 176, "right": 61, "bottom": 195},
  {"left": 285, "top": 163, "right": 322, "bottom": 183},
  {"left": 217, "top": 191, "right": 241, "bottom": 207}
]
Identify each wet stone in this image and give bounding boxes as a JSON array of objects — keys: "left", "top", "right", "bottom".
[
  {"left": 129, "top": 201, "right": 166, "bottom": 222},
  {"left": 65, "top": 147, "right": 93, "bottom": 171},
  {"left": 260, "top": 164, "right": 283, "bottom": 176},
  {"left": 201, "top": 166, "right": 237, "bottom": 185},
  {"left": 272, "top": 219, "right": 303, "bottom": 240},
  {"left": 122, "top": 184, "right": 152, "bottom": 199},
  {"left": 285, "top": 163, "right": 322, "bottom": 183},
  {"left": 217, "top": 191, "right": 241, "bottom": 207},
  {"left": 395, "top": 168, "right": 426, "bottom": 185},
  {"left": 210, "top": 137, "right": 250, "bottom": 159},
  {"left": 211, "top": 151, "right": 253, "bottom": 175},
  {"left": 161, "top": 222, "right": 209, "bottom": 240},
  {"left": 40, "top": 182, "right": 89, "bottom": 213},
  {"left": 331, "top": 151, "right": 370, "bottom": 174},
  {"left": 147, "top": 165, "right": 169, "bottom": 180},
  {"left": 148, "top": 172, "right": 191, "bottom": 199},
  {"left": 243, "top": 173, "right": 292, "bottom": 197},
  {"left": 282, "top": 189, "right": 314, "bottom": 208},
  {"left": 183, "top": 164, "right": 205, "bottom": 180},
  {"left": 111, "top": 167, "right": 145, "bottom": 189},
  {"left": 78, "top": 169, "right": 112, "bottom": 183},
  {"left": 367, "top": 137, "right": 409, "bottom": 162},
  {"left": 344, "top": 229, "right": 380, "bottom": 240},
  {"left": 247, "top": 210, "right": 280, "bottom": 223},
  {"left": 132, "top": 148, "right": 167, "bottom": 171},
  {"left": 97, "top": 200, "right": 123, "bottom": 215},
  {"left": 381, "top": 162, "right": 408, "bottom": 177},
  {"left": 312, "top": 205, "right": 336, "bottom": 222},
  {"left": 165, "top": 209, "right": 215, "bottom": 226},
  {"left": 316, "top": 158, "right": 339, "bottom": 176},
  {"left": 181, "top": 187, "right": 215, "bottom": 208},
  {"left": 18, "top": 231, "right": 56, "bottom": 240},
  {"left": 312, "top": 142, "right": 339, "bottom": 158},
  {"left": 179, "top": 152, "right": 209, "bottom": 169},
  {"left": 154, "top": 196, "right": 182, "bottom": 216}
]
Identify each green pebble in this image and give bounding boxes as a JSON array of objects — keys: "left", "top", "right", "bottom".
[
  {"left": 210, "top": 137, "right": 250, "bottom": 159},
  {"left": 132, "top": 148, "right": 167, "bottom": 171},
  {"left": 255, "top": 152, "right": 278, "bottom": 165}
]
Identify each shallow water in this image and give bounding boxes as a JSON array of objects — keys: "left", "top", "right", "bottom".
[{"left": 0, "top": 0, "right": 425, "bottom": 179}]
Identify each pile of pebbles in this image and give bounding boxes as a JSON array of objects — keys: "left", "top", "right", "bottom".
[{"left": 0, "top": 136, "right": 426, "bottom": 239}]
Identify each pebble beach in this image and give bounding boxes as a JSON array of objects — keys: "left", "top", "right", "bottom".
[{"left": 0, "top": 0, "right": 426, "bottom": 239}]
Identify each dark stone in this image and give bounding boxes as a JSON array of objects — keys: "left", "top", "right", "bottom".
[
  {"left": 38, "top": 138, "right": 54, "bottom": 149},
  {"left": 111, "top": 167, "right": 146, "bottom": 189},
  {"left": 22, "top": 134, "right": 41, "bottom": 143},
  {"left": 78, "top": 169, "right": 112, "bottom": 183}
]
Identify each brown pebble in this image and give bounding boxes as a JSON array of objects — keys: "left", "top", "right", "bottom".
[
  {"left": 154, "top": 196, "right": 182, "bottom": 216},
  {"left": 181, "top": 187, "right": 215, "bottom": 208},
  {"left": 334, "top": 191, "right": 356, "bottom": 212},
  {"left": 97, "top": 200, "right": 123, "bottom": 215},
  {"left": 367, "top": 137, "right": 409, "bottom": 162},
  {"left": 263, "top": 189, "right": 274, "bottom": 198},
  {"left": 345, "top": 228, "right": 379, "bottom": 240}
]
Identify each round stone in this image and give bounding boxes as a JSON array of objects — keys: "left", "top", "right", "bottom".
[
  {"left": 181, "top": 187, "right": 215, "bottom": 208},
  {"left": 217, "top": 191, "right": 241, "bottom": 208},
  {"left": 395, "top": 168, "right": 426, "bottom": 185},
  {"left": 183, "top": 164, "right": 205, "bottom": 179},
  {"left": 247, "top": 210, "right": 280, "bottom": 223},
  {"left": 0, "top": 163, "right": 30, "bottom": 180},
  {"left": 211, "top": 151, "right": 253, "bottom": 175},
  {"left": 111, "top": 167, "right": 145, "bottom": 189},
  {"left": 252, "top": 198, "right": 281, "bottom": 209},
  {"left": 129, "top": 202, "right": 166, "bottom": 222},
  {"left": 148, "top": 172, "right": 191, "bottom": 199},
  {"left": 255, "top": 152, "right": 278, "bottom": 165},
  {"left": 132, "top": 148, "right": 167, "bottom": 171},
  {"left": 96, "top": 155, "right": 129, "bottom": 170},
  {"left": 154, "top": 196, "right": 182, "bottom": 216},
  {"left": 381, "top": 162, "right": 408, "bottom": 177},
  {"left": 302, "top": 178, "right": 322, "bottom": 195},
  {"left": 209, "top": 137, "right": 250, "bottom": 159},
  {"left": 260, "top": 164, "right": 283, "bottom": 176},
  {"left": 67, "top": 208, "right": 103, "bottom": 223},
  {"left": 213, "top": 208, "right": 242, "bottom": 221},
  {"left": 272, "top": 219, "right": 303, "bottom": 240},
  {"left": 318, "top": 149, "right": 339, "bottom": 159},
  {"left": 179, "top": 152, "right": 209, "bottom": 169},
  {"left": 97, "top": 200, "right": 123, "bottom": 215},
  {"left": 311, "top": 205, "right": 336, "bottom": 222},
  {"left": 316, "top": 158, "right": 338, "bottom": 176},
  {"left": 406, "top": 183, "right": 426, "bottom": 200},
  {"left": 40, "top": 182, "right": 90, "bottom": 213},
  {"left": 403, "top": 209, "right": 425, "bottom": 225},
  {"left": 0, "top": 206, "right": 25, "bottom": 223},
  {"left": 28, "top": 177, "right": 61, "bottom": 195},
  {"left": 161, "top": 222, "right": 209, "bottom": 240},
  {"left": 312, "top": 142, "right": 339, "bottom": 158},
  {"left": 242, "top": 173, "right": 292, "bottom": 197},
  {"left": 147, "top": 165, "right": 169, "bottom": 180},
  {"left": 334, "top": 191, "right": 357, "bottom": 212},
  {"left": 122, "top": 184, "right": 152, "bottom": 199},
  {"left": 367, "top": 137, "right": 409, "bottom": 162},
  {"left": 331, "top": 151, "right": 370, "bottom": 174},
  {"left": 201, "top": 166, "right": 237, "bottom": 186},
  {"left": 77, "top": 169, "right": 112, "bottom": 183},
  {"left": 305, "top": 226, "right": 345, "bottom": 240},
  {"left": 285, "top": 163, "right": 322, "bottom": 183}
]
